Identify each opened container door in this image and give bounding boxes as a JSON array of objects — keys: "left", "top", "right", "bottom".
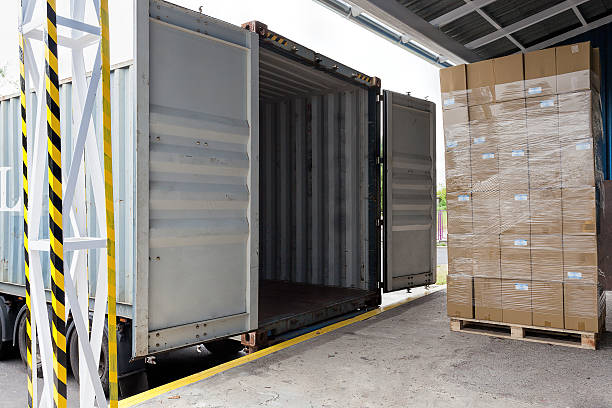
[
  {"left": 383, "top": 91, "right": 436, "bottom": 292},
  {"left": 133, "top": 1, "right": 258, "bottom": 357}
]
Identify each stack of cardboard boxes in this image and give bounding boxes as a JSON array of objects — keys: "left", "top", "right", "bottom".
[{"left": 443, "top": 41, "right": 606, "bottom": 333}]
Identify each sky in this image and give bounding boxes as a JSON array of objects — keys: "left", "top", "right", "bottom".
[{"left": 0, "top": 0, "right": 445, "bottom": 186}]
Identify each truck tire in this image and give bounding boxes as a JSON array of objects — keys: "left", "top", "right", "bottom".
[
  {"left": 0, "top": 340, "right": 12, "bottom": 360},
  {"left": 0, "top": 296, "right": 14, "bottom": 360},
  {"left": 204, "top": 339, "right": 244, "bottom": 355},
  {"left": 0, "top": 321, "right": 13, "bottom": 359},
  {"left": 17, "top": 313, "right": 42, "bottom": 376},
  {"left": 69, "top": 328, "right": 110, "bottom": 395}
]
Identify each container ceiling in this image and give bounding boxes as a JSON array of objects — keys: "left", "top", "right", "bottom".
[
  {"left": 316, "top": 0, "right": 612, "bottom": 64},
  {"left": 259, "top": 47, "right": 359, "bottom": 101}
]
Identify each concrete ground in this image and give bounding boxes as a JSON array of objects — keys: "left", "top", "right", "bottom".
[
  {"left": 0, "top": 342, "right": 245, "bottom": 407},
  {"left": 134, "top": 290, "right": 612, "bottom": 408}
]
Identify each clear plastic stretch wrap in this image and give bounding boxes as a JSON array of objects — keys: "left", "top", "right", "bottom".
[{"left": 442, "top": 42, "right": 606, "bottom": 332}]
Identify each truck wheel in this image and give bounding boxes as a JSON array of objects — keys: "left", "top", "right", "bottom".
[
  {"left": 0, "top": 322, "right": 13, "bottom": 360},
  {"left": 69, "top": 328, "right": 110, "bottom": 395},
  {"left": 17, "top": 313, "right": 42, "bottom": 376},
  {"left": 205, "top": 339, "right": 244, "bottom": 355}
]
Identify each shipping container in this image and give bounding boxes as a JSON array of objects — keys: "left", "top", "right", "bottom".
[{"left": 0, "top": 0, "right": 435, "bottom": 385}]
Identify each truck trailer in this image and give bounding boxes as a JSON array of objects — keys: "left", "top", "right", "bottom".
[{"left": 0, "top": 0, "right": 436, "bottom": 391}]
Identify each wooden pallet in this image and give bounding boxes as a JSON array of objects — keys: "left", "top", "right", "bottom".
[{"left": 450, "top": 318, "right": 600, "bottom": 350}]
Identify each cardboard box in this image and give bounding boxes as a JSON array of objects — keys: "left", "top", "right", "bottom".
[
  {"left": 500, "top": 191, "right": 530, "bottom": 234},
  {"left": 558, "top": 91, "right": 596, "bottom": 143},
  {"left": 530, "top": 188, "right": 562, "bottom": 234},
  {"left": 443, "top": 106, "right": 470, "bottom": 147},
  {"left": 556, "top": 41, "right": 600, "bottom": 94},
  {"left": 561, "top": 138, "right": 596, "bottom": 188},
  {"left": 440, "top": 64, "right": 468, "bottom": 110},
  {"left": 531, "top": 234, "right": 563, "bottom": 281},
  {"left": 529, "top": 151, "right": 561, "bottom": 189},
  {"left": 564, "top": 282, "right": 603, "bottom": 332},
  {"left": 531, "top": 281, "right": 564, "bottom": 329},
  {"left": 562, "top": 187, "right": 596, "bottom": 234},
  {"left": 472, "top": 191, "right": 499, "bottom": 234},
  {"left": 472, "top": 234, "right": 500, "bottom": 278},
  {"left": 448, "top": 234, "right": 473, "bottom": 275},
  {"left": 524, "top": 48, "right": 556, "bottom": 97},
  {"left": 444, "top": 108, "right": 471, "bottom": 193},
  {"left": 445, "top": 146, "right": 472, "bottom": 193},
  {"left": 502, "top": 279, "right": 532, "bottom": 325},
  {"left": 493, "top": 53, "right": 524, "bottom": 102},
  {"left": 471, "top": 145, "right": 499, "bottom": 192},
  {"left": 468, "top": 104, "right": 496, "bottom": 147},
  {"left": 563, "top": 234, "right": 598, "bottom": 283},
  {"left": 447, "top": 192, "right": 473, "bottom": 234},
  {"left": 499, "top": 145, "right": 529, "bottom": 191},
  {"left": 500, "top": 234, "right": 531, "bottom": 280},
  {"left": 467, "top": 59, "right": 495, "bottom": 106},
  {"left": 474, "top": 277, "right": 502, "bottom": 321},
  {"left": 493, "top": 99, "right": 527, "bottom": 147},
  {"left": 447, "top": 274, "right": 473, "bottom": 318},
  {"left": 526, "top": 95, "right": 559, "bottom": 156}
]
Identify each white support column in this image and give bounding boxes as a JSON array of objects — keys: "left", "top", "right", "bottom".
[{"left": 20, "top": 0, "right": 116, "bottom": 406}]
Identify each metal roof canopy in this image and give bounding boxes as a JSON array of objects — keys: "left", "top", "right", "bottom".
[{"left": 314, "top": 0, "right": 612, "bottom": 65}]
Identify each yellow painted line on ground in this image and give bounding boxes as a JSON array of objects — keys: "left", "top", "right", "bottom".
[{"left": 119, "top": 286, "right": 445, "bottom": 407}]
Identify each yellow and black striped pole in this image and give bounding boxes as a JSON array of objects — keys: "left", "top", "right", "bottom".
[
  {"left": 100, "top": 0, "right": 119, "bottom": 405},
  {"left": 45, "top": 1, "right": 67, "bottom": 407},
  {"left": 19, "top": 10, "right": 33, "bottom": 408}
]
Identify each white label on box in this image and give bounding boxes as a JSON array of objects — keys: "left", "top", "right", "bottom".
[
  {"left": 444, "top": 97, "right": 455, "bottom": 106},
  {"left": 446, "top": 141, "right": 458, "bottom": 148},
  {"left": 473, "top": 137, "right": 486, "bottom": 144},
  {"left": 576, "top": 142, "right": 591, "bottom": 151},
  {"left": 514, "top": 194, "right": 528, "bottom": 201},
  {"left": 540, "top": 99, "right": 555, "bottom": 108},
  {"left": 571, "top": 44, "right": 579, "bottom": 54},
  {"left": 514, "top": 239, "right": 528, "bottom": 246},
  {"left": 515, "top": 283, "right": 529, "bottom": 291},
  {"left": 481, "top": 153, "right": 495, "bottom": 159},
  {"left": 567, "top": 272, "right": 583, "bottom": 279},
  {"left": 528, "top": 87, "right": 542, "bottom": 95},
  {"left": 458, "top": 195, "right": 470, "bottom": 202},
  {"left": 512, "top": 149, "right": 525, "bottom": 157}
]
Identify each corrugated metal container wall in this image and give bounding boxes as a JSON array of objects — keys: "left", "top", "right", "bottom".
[
  {"left": 259, "top": 89, "right": 372, "bottom": 290},
  {"left": 556, "top": 23, "right": 612, "bottom": 179},
  {"left": 0, "top": 64, "right": 135, "bottom": 310}
]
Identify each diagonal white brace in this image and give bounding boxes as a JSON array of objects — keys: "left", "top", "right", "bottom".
[
  {"left": 63, "top": 269, "right": 108, "bottom": 406},
  {"left": 63, "top": 45, "right": 102, "bottom": 214}
]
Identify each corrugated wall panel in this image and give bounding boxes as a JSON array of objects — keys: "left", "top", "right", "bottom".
[
  {"left": 260, "top": 89, "right": 371, "bottom": 290},
  {"left": 0, "top": 64, "right": 135, "bottom": 310},
  {"left": 556, "top": 23, "right": 612, "bottom": 179}
]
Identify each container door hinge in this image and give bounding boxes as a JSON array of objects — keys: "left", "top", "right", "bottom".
[
  {"left": 377, "top": 157, "right": 384, "bottom": 165},
  {"left": 376, "top": 93, "right": 384, "bottom": 102},
  {"left": 376, "top": 218, "right": 383, "bottom": 227}
]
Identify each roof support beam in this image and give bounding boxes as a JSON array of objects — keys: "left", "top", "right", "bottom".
[
  {"left": 526, "top": 13, "right": 612, "bottom": 52},
  {"left": 465, "top": 0, "right": 590, "bottom": 49},
  {"left": 468, "top": 2, "right": 525, "bottom": 51},
  {"left": 346, "top": 0, "right": 481, "bottom": 63},
  {"left": 429, "top": 0, "right": 497, "bottom": 27},
  {"left": 571, "top": 6, "right": 588, "bottom": 26}
]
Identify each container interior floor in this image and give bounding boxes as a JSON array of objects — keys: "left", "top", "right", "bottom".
[
  {"left": 257, "top": 47, "right": 377, "bottom": 330},
  {"left": 258, "top": 280, "right": 373, "bottom": 326}
]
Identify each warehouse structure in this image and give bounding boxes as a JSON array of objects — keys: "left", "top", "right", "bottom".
[{"left": 316, "top": 0, "right": 612, "bottom": 291}]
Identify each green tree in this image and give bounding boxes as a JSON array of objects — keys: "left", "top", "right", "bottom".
[{"left": 437, "top": 187, "right": 446, "bottom": 210}]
